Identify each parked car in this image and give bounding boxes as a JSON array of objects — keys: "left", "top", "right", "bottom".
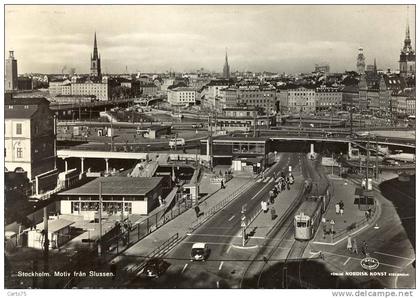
[
  {"left": 190, "top": 243, "right": 210, "bottom": 261},
  {"left": 141, "top": 258, "right": 170, "bottom": 278},
  {"left": 169, "top": 138, "right": 185, "bottom": 148},
  {"left": 192, "top": 123, "right": 204, "bottom": 128}
]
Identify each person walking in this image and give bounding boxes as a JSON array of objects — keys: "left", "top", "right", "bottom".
[
  {"left": 365, "top": 210, "right": 369, "bottom": 221},
  {"left": 352, "top": 238, "right": 359, "bottom": 254},
  {"left": 361, "top": 240, "right": 367, "bottom": 257},
  {"left": 335, "top": 203, "right": 340, "bottom": 215},
  {"left": 347, "top": 236, "right": 352, "bottom": 251},
  {"left": 340, "top": 207, "right": 344, "bottom": 216}
]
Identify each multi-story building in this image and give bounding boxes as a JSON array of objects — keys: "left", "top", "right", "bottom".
[
  {"left": 70, "top": 76, "right": 110, "bottom": 101},
  {"left": 133, "top": 81, "right": 159, "bottom": 97},
  {"left": 286, "top": 86, "right": 316, "bottom": 113},
  {"left": 167, "top": 87, "right": 197, "bottom": 106},
  {"left": 4, "top": 94, "right": 58, "bottom": 195},
  {"left": 213, "top": 107, "right": 275, "bottom": 132},
  {"left": 315, "top": 86, "right": 342, "bottom": 112},
  {"left": 358, "top": 75, "right": 391, "bottom": 114},
  {"left": 201, "top": 79, "right": 231, "bottom": 109},
  {"left": 219, "top": 87, "right": 239, "bottom": 108},
  {"left": 237, "top": 85, "right": 276, "bottom": 113},
  {"left": 48, "top": 79, "right": 71, "bottom": 96},
  {"left": 5, "top": 50, "right": 18, "bottom": 91}
]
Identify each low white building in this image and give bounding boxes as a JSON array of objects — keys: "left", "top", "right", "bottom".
[{"left": 167, "top": 87, "right": 197, "bottom": 106}]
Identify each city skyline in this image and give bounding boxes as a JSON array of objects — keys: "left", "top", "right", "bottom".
[{"left": 5, "top": 5, "right": 415, "bottom": 74}]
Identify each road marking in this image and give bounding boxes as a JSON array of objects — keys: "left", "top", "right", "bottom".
[
  {"left": 181, "top": 263, "right": 188, "bottom": 273},
  {"left": 219, "top": 261, "right": 224, "bottom": 270},
  {"left": 373, "top": 251, "right": 415, "bottom": 261},
  {"left": 343, "top": 257, "right": 351, "bottom": 266},
  {"left": 322, "top": 251, "right": 403, "bottom": 269},
  {"left": 227, "top": 245, "right": 232, "bottom": 253},
  {"left": 228, "top": 215, "right": 236, "bottom": 222}
]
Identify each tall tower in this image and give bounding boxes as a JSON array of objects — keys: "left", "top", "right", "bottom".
[
  {"left": 399, "top": 8, "right": 415, "bottom": 77},
  {"left": 223, "top": 50, "right": 230, "bottom": 79},
  {"left": 90, "top": 32, "right": 101, "bottom": 78},
  {"left": 373, "top": 58, "right": 377, "bottom": 74},
  {"left": 5, "top": 50, "right": 18, "bottom": 91},
  {"left": 356, "top": 47, "right": 366, "bottom": 74}
]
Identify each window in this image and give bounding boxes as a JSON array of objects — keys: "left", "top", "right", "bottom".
[
  {"left": 16, "top": 147, "right": 23, "bottom": 158},
  {"left": 16, "top": 123, "right": 22, "bottom": 135}
]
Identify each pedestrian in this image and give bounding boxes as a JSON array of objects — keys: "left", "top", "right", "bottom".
[
  {"left": 271, "top": 208, "right": 277, "bottom": 220},
  {"left": 322, "top": 217, "right": 327, "bottom": 239},
  {"left": 110, "top": 262, "right": 117, "bottom": 280},
  {"left": 361, "top": 241, "right": 367, "bottom": 257},
  {"left": 347, "top": 236, "right": 352, "bottom": 251},
  {"left": 220, "top": 180, "right": 225, "bottom": 189},
  {"left": 368, "top": 207, "right": 372, "bottom": 219},
  {"left": 335, "top": 203, "right": 340, "bottom": 215},
  {"left": 339, "top": 200, "right": 344, "bottom": 210},
  {"left": 365, "top": 210, "right": 369, "bottom": 221},
  {"left": 352, "top": 238, "right": 358, "bottom": 254},
  {"left": 340, "top": 207, "right": 344, "bottom": 216}
]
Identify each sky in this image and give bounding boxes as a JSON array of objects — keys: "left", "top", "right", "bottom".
[{"left": 4, "top": 5, "right": 416, "bottom": 74}]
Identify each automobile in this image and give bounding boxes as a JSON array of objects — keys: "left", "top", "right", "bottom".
[
  {"left": 192, "top": 123, "right": 204, "bottom": 128},
  {"left": 169, "top": 137, "right": 185, "bottom": 148},
  {"left": 190, "top": 243, "right": 210, "bottom": 261},
  {"left": 141, "top": 258, "right": 170, "bottom": 278}
]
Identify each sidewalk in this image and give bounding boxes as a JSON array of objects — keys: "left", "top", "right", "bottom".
[
  {"left": 312, "top": 174, "right": 368, "bottom": 245},
  {"left": 232, "top": 175, "right": 305, "bottom": 248},
  {"left": 114, "top": 176, "right": 253, "bottom": 261}
]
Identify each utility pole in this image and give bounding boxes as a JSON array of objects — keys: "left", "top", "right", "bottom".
[
  {"left": 365, "top": 139, "right": 370, "bottom": 190},
  {"left": 350, "top": 97, "right": 353, "bottom": 137},
  {"left": 209, "top": 112, "right": 213, "bottom": 172},
  {"left": 375, "top": 137, "right": 379, "bottom": 180},
  {"left": 98, "top": 181, "right": 103, "bottom": 256},
  {"left": 253, "top": 109, "right": 257, "bottom": 137},
  {"left": 42, "top": 207, "right": 49, "bottom": 288},
  {"left": 266, "top": 98, "right": 270, "bottom": 129}
]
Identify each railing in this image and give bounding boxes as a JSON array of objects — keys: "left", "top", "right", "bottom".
[
  {"left": 126, "top": 233, "right": 179, "bottom": 276},
  {"left": 331, "top": 199, "right": 377, "bottom": 241},
  {"left": 101, "top": 195, "right": 192, "bottom": 257},
  {"left": 189, "top": 180, "right": 254, "bottom": 232}
]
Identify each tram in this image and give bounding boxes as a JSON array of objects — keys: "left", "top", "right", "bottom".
[{"left": 294, "top": 195, "right": 325, "bottom": 240}]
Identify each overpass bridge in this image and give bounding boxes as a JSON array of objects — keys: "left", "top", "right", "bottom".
[{"left": 57, "top": 149, "right": 209, "bottom": 174}]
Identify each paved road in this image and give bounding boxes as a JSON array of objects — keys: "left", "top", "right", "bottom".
[{"left": 127, "top": 153, "right": 305, "bottom": 288}]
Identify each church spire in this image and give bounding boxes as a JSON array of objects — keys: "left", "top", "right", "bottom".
[
  {"left": 93, "top": 32, "right": 98, "bottom": 59},
  {"left": 374, "top": 58, "right": 377, "bottom": 74},
  {"left": 223, "top": 48, "right": 230, "bottom": 79}
]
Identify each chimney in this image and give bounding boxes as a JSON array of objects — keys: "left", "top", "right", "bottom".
[{"left": 9, "top": 50, "right": 14, "bottom": 58}]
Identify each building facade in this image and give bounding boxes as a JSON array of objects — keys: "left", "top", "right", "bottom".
[
  {"left": 315, "top": 86, "right": 343, "bottom": 112},
  {"left": 4, "top": 95, "right": 58, "bottom": 195},
  {"left": 167, "top": 87, "right": 197, "bottom": 106},
  {"left": 237, "top": 85, "right": 276, "bottom": 113},
  {"left": 58, "top": 176, "right": 164, "bottom": 218},
  {"left": 286, "top": 87, "right": 316, "bottom": 113},
  {"left": 5, "top": 50, "right": 18, "bottom": 91}
]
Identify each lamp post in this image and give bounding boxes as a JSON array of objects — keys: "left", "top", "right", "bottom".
[{"left": 98, "top": 181, "right": 103, "bottom": 256}]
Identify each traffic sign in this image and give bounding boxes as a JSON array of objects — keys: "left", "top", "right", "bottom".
[{"left": 330, "top": 219, "right": 335, "bottom": 225}]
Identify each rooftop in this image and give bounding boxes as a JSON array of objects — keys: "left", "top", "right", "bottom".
[{"left": 59, "top": 176, "right": 163, "bottom": 197}]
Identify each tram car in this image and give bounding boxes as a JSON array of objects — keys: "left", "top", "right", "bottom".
[{"left": 294, "top": 195, "right": 324, "bottom": 240}]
